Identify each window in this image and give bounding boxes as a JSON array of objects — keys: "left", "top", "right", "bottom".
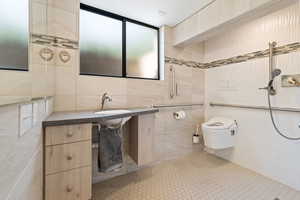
[
  {"left": 0, "top": 0, "right": 28, "bottom": 71},
  {"left": 80, "top": 4, "right": 160, "bottom": 80}
]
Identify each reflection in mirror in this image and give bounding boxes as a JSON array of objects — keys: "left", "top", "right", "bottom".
[
  {"left": 126, "top": 22, "right": 159, "bottom": 79},
  {"left": 0, "top": 0, "right": 28, "bottom": 71}
]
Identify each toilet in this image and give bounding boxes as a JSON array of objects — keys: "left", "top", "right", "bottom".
[{"left": 202, "top": 117, "right": 237, "bottom": 149}]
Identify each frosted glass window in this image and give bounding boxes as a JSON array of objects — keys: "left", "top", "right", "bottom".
[
  {"left": 126, "top": 22, "right": 158, "bottom": 79},
  {"left": 0, "top": 0, "right": 28, "bottom": 70},
  {"left": 80, "top": 10, "right": 123, "bottom": 76}
]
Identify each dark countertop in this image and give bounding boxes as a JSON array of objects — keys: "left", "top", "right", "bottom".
[{"left": 42, "top": 108, "right": 159, "bottom": 127}]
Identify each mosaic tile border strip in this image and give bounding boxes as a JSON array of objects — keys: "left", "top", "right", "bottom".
[
  {"left": 165, "top": 42, "right": 300, "bottom": 69},
  {"left": 31, "top": 34, "right": 78, "bottom": 49}
]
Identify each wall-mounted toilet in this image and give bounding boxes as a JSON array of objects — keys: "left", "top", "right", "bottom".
[{"left": 202, "top": 117, "right": 237, "bottom": 150}]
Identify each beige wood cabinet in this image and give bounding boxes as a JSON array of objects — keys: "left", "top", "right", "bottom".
[
  {"left": 44, "top": 124, "right": 92, "bottom": 200},
  {"left": 129, "top": 114, "right": 155, "bottom": 166},
  {"left": 43, "top": 113, "right": 156, "bottom": 199}
]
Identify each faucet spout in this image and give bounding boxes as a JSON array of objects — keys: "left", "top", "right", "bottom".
[{"left": 101, "top": 92, "right": 112, "bottom": 110}]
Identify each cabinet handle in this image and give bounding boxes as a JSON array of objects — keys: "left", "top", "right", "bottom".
[
  {"left": 66, "top": 131, "right": 73, "bottom": 137},
  {"left": 66, "top": 155, "right": 73, "bottom": 161},
  {"left": 66, "top": 185, "right": 73, "bottom": 193}
]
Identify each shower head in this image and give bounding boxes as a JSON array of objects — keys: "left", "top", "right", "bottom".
[{"left": 272, "top": 69, "right": 282, "bottom": 79}]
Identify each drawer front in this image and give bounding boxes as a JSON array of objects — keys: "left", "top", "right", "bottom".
[
  {"left": 46, "top": 167, "right": 91, "bottom": 200},
  {"left": 45, "top": 141, "right": 91, "bottom": 175},
  {"left": 45, "top": 124, "right": 92, "bottom": 146}
]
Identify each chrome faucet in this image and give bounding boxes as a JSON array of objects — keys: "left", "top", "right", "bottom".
[{"left": 101, "top": 92, "right": 112, "bottom": 110}]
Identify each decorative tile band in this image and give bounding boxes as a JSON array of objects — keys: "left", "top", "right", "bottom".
[
  {"left": 165, "top": 42, "right": 300, "bottom": 69},
  {"left": 31, "top": 34, "right": 78, "bottom": 49}
]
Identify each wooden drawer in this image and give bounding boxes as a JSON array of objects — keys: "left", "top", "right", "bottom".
[
  {"left": 45, "top": 141, "right": 91, "bottom": 175},
  {"left": 45, "top": 124, "right": 92, "bottom": 146},
  {"left": 45, "top": 167, "right": 92, "bottom": 200}
]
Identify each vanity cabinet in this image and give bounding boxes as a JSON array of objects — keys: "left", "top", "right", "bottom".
[
  {"left": 44, "top": 123, "right": 92, "bottom": 200},
  {"left": 129, "top": 114, "right": 155, "bottom": 166}
]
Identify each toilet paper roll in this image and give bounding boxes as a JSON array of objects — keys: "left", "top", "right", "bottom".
[{"left": 174, "top": 111, "right": 186, "bottom": 120}]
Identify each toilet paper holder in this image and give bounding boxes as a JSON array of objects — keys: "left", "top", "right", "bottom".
[{"left": 173, "top": 111, "right": 186, "bottom": 120}]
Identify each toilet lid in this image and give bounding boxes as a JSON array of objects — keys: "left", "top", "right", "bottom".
[{"left": 202, "top": 117, "right": 235, "bottom": 130}]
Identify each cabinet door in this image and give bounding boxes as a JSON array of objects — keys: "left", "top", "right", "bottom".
[
  {"left": 45, "top": 167, "right": 91, "bottom": 200},
  {"left": 129, "top": 114, "right": 154, "bottom": 166},
  {"left": 138, "top": 114, "right": 154, "bottom": 166}
]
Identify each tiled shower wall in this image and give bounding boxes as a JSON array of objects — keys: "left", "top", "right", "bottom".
[{"left": 204, "top": 2, "right": 300, "bottom": 190}]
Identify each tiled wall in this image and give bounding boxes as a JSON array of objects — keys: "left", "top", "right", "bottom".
[
  {"left": 49, "top": 1, "right": 206, "bottom": 162},
  {"left": 0, "top": 0, "right": 77, "bottom": 199},
  {"left": 0, "top": 98, "right": 54, "bottom": 200},
  {"left": 204, "top": 2, "right": 300, "bottom": 191},
  {"left": 0, "top": 0, "right": 59, "bottom": 106}
]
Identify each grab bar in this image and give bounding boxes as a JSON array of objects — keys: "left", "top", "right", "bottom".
[
  {"left": 170, "top": 66, "right": 175, "bottom": 99},
  {"left": 210, "top": 102, "right": 300, "bottom": 113},
  {"left": 153, "top": 103, "right": 204, "bottom": 108}
]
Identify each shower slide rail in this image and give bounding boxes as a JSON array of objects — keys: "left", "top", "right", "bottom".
[
  {"left": 210, "top": 102, "right": 300, "bottom": 113},
  {"left": 153, "top": 103, "right": 204, "bottom": 109}
]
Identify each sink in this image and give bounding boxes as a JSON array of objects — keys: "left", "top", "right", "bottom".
[
  {"left": 94, "top": 110, "right": 131, "bottom": 127},
  {"left": 94, "top": 109, "right": 130, "bottom": 115}
]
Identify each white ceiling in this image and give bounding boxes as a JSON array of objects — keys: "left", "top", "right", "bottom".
[{"left": 80, "top": 0, "right": 214, "bottom": 27}]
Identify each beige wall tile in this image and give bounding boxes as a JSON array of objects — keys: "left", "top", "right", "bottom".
[
  {"left": 76, "top": 95, "right": 99, "bottom": 111},
  {"left": 126, "top": 79, "right": 165, "bottom": 97},
  {"left": 31, "top": 64, "right": 55, "bottom": 97},
  {"left": 54, "top": 95, "right": 76, "bottom": 111},
  {"left": 47, "top": 6, "right": 78, "bottom": 40},
  {"left": 77, "top": 76, "right": 127, "bottom": 96},
  {"left": 0, "top": 71, "right": 32, "bottom": 98},
  {"left": 55, "top": 66, "right": 76, "bottom": 95},
  {"left": 126, "top": 95, "right": 162, "bottom": 108},
  {"left": 30, "top": 1, "right": 48, "bottom": 35},
  {"left": 48, "top": 0, "right": 80, "bottom": 14}
]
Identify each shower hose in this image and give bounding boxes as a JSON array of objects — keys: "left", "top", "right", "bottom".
[{"left": 267, "top": 89, "right": 300, "bottom": 140}]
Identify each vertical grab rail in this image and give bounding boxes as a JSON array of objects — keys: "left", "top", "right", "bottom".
[
  {"left": 170, "top": 66, "right": 175, "bottom": 99},
  {"left": 269, "top": 42, "right": 275, "bottom": 83},
  {"left": 269, "top": 42, "right": 277, "bottom": 95}
]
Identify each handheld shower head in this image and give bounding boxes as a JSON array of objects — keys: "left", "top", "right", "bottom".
[
  {"left": 268, "top": 69, "right": 281, "bottom": 88},
  {"left": 272, "top": 69, "right": 282, "bottom": 79}
]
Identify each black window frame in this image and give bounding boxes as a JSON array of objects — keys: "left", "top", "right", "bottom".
[{"left": 80, "top": 3, "right": 160, "bottom": 80}]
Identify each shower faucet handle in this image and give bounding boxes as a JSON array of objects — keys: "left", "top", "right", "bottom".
[{"left": 259, "top": 86, "right": 268, "bottom": 90}]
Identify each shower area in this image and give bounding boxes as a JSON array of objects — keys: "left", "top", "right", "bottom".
[{"left": 204, "top": 2, "right": 300, "bottom": 190}]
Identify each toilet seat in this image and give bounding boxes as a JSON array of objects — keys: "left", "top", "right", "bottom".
[
  {"left": 201, "top": 117, "right": 237, "bottom": 149},
  {"left": 202, "top": 117, "right": 235, "bottom": 130}
]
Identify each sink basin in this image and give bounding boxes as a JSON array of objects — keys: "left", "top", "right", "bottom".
[
  {"left": 94, "top": 110, "right": 131, "bottom": 127},
  {"left": 94, "top": 109, "right": 130, "bottom": 115}
]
